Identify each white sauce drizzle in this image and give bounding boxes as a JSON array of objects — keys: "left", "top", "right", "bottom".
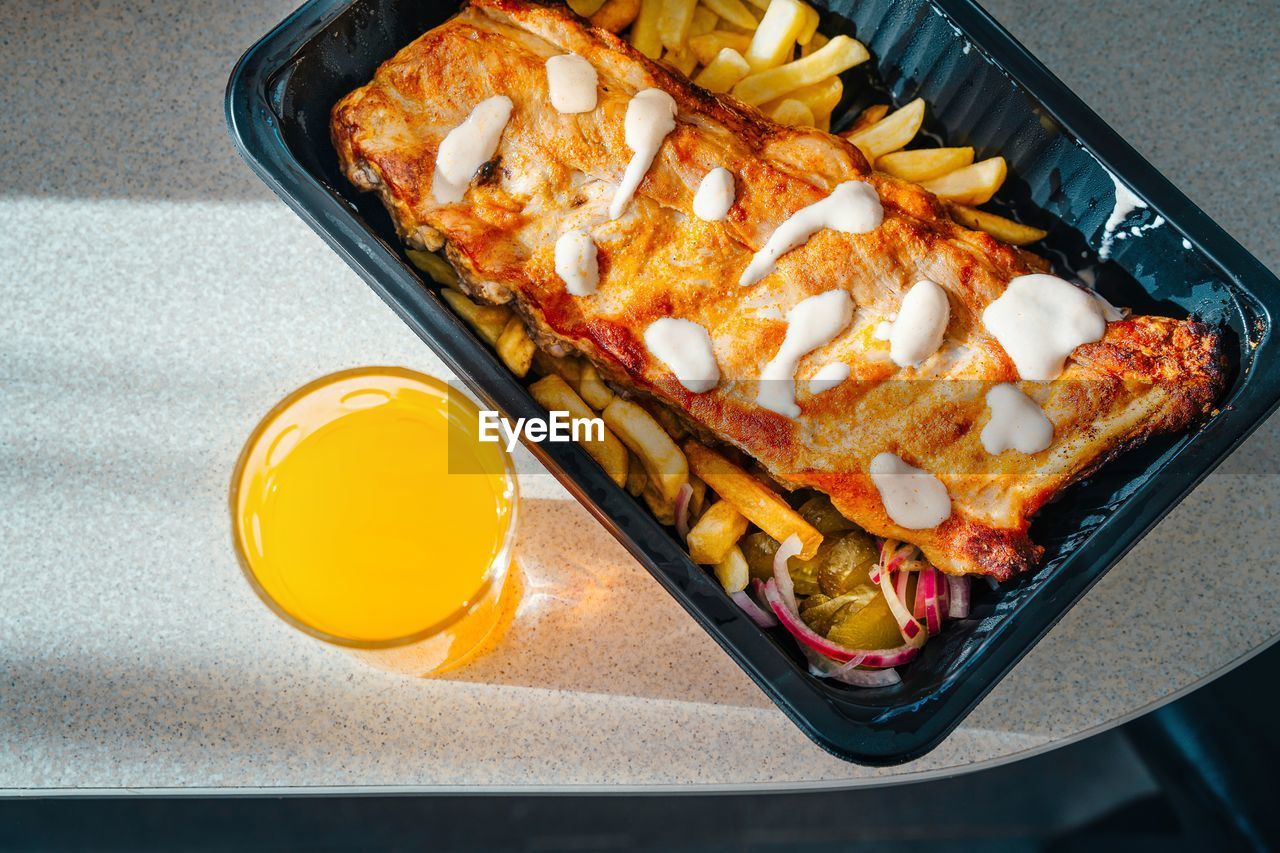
[
  {"left": 1098, "top": 171, "right": 1147, "bottom": 259},
  {"left": 869, "top": 453, "right": 951, "bottom": 530},
  {"left": 981, "top": 274, "right": 1107, "bottom": 380},
  {"left": 545, "top": 54, "right": 598, "bottom": 114},
  {"left": 889, "top": 280, "right": 950, "bottom": 367},
  {"left": 809, "top": 362, "right": 851, "bottom": 394},
  {"left": 432, "top": 96, "right": 513, "bottom": 204},
  {"left": 873, "top": 321, "right": 892, "bottom": 341},
  {"left": 981, "top": 384, "right": 1053, "bottom": 455},
  {"left": 609, "top": 88, "right": 677, "bottom": 220},
  {"left": 644, "top": 318, "right": 720, "bottom": 393},
  {"left": 757, "top": 290, "right": 853, "bottom": 417},
  {"left": 554, "top": 230, "right": 599, "bottom": 296},
  {"left": 739, "top": 182, "right": 883, "bottom": 286},
  {"left": 692, "top": 167, "right": 735, "bottom": 221}
]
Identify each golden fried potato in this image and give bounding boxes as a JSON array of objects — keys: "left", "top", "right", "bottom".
[
  {"left": 629, "top": 0, "right": 664, "bottom": 57},
  {"left": 731, "top": 35, "right": 869, "bottom": 106},
  {"left": 495, "top": 316, "right": 536, "bottom": 378},
  {"left": 846, "top": 97, "right": 925, "bottom": 160},
  {"left": 405, "top": 249, "right": 459, "bottom": 287},
  {"left": 692, "top": 47, "right": 751, "bottom": 93},
  {"left": 688, "top": 30, "right": 752, "bottom": 65},
  {"left": 687, "top": 499, "right": 750, "bottom": 564},
  {"left": 440, "top": 289, "right": 510, "bottom": 347},
  {"left": 575, "top": 362, "right": 615, "bottom": 410},
  {"left": 590, "top": 0, "right": 641, "bottom": 31},
  {"left": 744, "top": 0, "right": 809, "bottom": 72},
  {"left": 684, "top": 442, "right": 822, "bottom": 558},
  {"left": 769, "top": 98, "right": 814, "bottom": 127},
  {"left": 604, "top": 399, "right": 689, "bottom": 502},
  {"left": 713, "top": 545, "right": 750, "bottom": 593},
  {"left": 659, "top": 0, "right": 699, "bottom": 51},
  {"left": 529, "top": 375, "right": 629, "bottom": 488},
  {"left": 920, "top": 156, "right": 1008, "bottom": 205},
  {"left": 947, "top": 203, "right": 1048, "bottom": 245},
  {"left": 876, "top": 146, "right": 974, "bottom": 182}
]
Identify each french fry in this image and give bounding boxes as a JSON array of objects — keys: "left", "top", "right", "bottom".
[
  {"left": 440, "top": 289, "right": 510, "bottom": 346},
  {"left": 845, "top": 103, "right": 888, "bottom": 134},
  {"left": 659, "top": 0, "right": 699, "bottom": 51},
  {"left": 575, "top": 362, "right": 615, "bottom": 410},
  {"left": 567, "top": 0, "right": 608, "bottom": 16},
  {"left": 948, "top": 204, "right": 1048, "bottom": 245},
  {"left": 876, "top": 146, "right": 974, "bottom": 182},
  {"left": 743, "top": 0, "right": 809, "bottom": 71},
  {"left": 530, "top": 375, "right": 630, "bottom": 487},
  {"left": 687, "top": 499, "right": 750, "bottom": 564},
  {"left": 762, "top": 75, "right": 842, "bottom": 121},
  {"left": 663, "top": 47, "right": 698, "bottom": 76},
  {"left": 796, "top": 2, "right": 820, "bottom": 45},
  {"left": 531, "top": 350, "right": 584, "bottom": 385},
  {"left": 731, "top": 35, "right": 869, "bottom": 106},
  {"left": 740, "top": 0, "right": 768, "bottom": 10},
  {"left": 769, "top": 98, "right": 814, "bottom": 127},
  {"left": 920, "top": 156, "right": 1008, "bottom": 205},
  {"left": 629, "top": 0, "right": 664, "bottom": 58},
  {"left": 689, "top": 31, "right": 752, "bottom": 65},
  {"left": 643, "top": 481, "right": 677, "bottom": 525},
  {"left": 690, "top": 3, "right": 719, "bottom": 35},
  {"left": 684, "top": 441, "right": 823, "bottom": 559},
  {"left": 714, "top": 545, "right": 750, "bottom": 593},
  {"left": 604, "top": 399, "right": 689, "bottom": 503},
  {"left": 697, "top": 0, "right": 755, "bottom": 30},
  {"left": 626, "top": 454, "right": 649, "bottom": 496},
  {"left": 405, "top": 249, "right": 459, "bottom": 287},
  {"left": 590, "top": 0, "right": 642, "bottom": 31},
  {"left": 692, "top": 47, "right": 751, "bottom": 93},
  {"left": 688, "top": 475, "right": 708, "bottom": 518},
  {"left": 847, "top": 97, "right": 925, "bottom": 160},
  {"left": 496, "top": 316, "right": 536, "bottom": 378},
  {"left": 799, "top": 30, "right": 827, "bottom": 58}
]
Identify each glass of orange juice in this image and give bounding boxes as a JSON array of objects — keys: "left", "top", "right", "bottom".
[{"left": 230, "top": 367, "right": 519, "bottom": 675}]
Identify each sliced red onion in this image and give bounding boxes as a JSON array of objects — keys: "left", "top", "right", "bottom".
[
  {"left": 874, "top": 552, "right": 927, "bottom": 648},
  {"left": 771, "top": 533, "right": 804, "bottom": 612},
  {"left": 674, "top": 482, "right": 694, "bottom": 540},
  {"left": 731, "top": 589, "right": 777, "bottom": 627},
  {"left": 803, "top": 648, "right": 902, "bottom": 688},
  {"left": 761, "top": 579, "right": 919, "bottom": 667},
  {"left": 947, "top": 574, "right": 971, "bottom": 619},
  {"left": 936, "top": 568, "right": 950, "bottom": 617},
  {"left": 894, "top": 568, "right": 911, "bottom": 607},
  {"left": 912, "top": 570, "right": 926, "bottom": 619},
  {"left": 920, "top": 567, "right": 943, "bottom": 635}
]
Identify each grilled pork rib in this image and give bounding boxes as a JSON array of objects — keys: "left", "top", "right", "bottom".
[{"left": 331, "top": 0, "right": 1223, "bottom": 579}]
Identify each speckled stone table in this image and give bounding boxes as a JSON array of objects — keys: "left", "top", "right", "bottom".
[{"left": 2, "top": 0, "right": 1277, "bottom": 793}]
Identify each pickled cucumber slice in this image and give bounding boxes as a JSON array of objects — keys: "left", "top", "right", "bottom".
[
  {"left": 797, "top": 494, "right": 857, "bottom": 535},
  {"left": 799, "top": 592, "right": 864, "bottom": 636},
  {"left": 815, "top": 532, "right": 879, "bottom": 596},
  {"left": 827, "top": 590, "right": 907, "bottom": 650}
]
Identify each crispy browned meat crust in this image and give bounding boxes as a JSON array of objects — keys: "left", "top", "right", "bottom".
[{"left": 331, "top": 0, "right": 1225, "bottom": 579}]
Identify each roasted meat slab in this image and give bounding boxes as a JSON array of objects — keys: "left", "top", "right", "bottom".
[{"left": 331, "top": 0, "right": 1223, "bottom": 579}]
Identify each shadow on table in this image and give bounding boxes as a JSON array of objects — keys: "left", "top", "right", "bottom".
[{"left": 0, "top": 0, "right": 304, "bottom": 202}]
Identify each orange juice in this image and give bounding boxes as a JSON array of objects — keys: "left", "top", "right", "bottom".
[{"left": 231, "top": 367, "right": 518, "bottom": 673}]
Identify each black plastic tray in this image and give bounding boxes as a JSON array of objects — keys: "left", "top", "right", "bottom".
[{"left": 226, "top": 0, "right": 1280, "bottom": 764}]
